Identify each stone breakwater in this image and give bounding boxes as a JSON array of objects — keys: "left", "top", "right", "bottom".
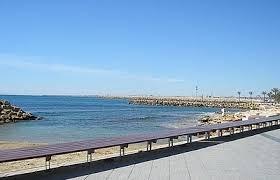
[
  {"left": 129, "top": 97, "right": 260, "bottom": 110},
  {"left": 0, "top": 100, "right": 37, "bottom": 124}
]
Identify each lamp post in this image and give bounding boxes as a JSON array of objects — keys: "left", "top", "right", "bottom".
[{"left": 249, "top": 91, "right": 253, "bottom": 104}]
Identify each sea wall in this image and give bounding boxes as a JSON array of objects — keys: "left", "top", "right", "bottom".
[
  {"left": 0, "top": 100, "right": 37, "bottom": 124},
  {"left": 129, "top": 97, "right": 260, "bottom": 110}
]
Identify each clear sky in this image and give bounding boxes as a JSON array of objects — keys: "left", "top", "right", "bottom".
[{"left": 0, "top": 0, "right": 279, "bottom": 96}]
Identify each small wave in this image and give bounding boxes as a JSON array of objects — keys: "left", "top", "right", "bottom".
[
  {"left": 127, "top": 116, "right": 157, "bottom": 121},
  {"left": 36, "top": 116, "right": 44, "bottom": 120}
]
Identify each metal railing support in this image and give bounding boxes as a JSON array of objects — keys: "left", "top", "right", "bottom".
[
  {"left": 45, "top": 155, "right": 51, "bottom": 170},
  {"left": 120, "top": 144, "right": 128, "bottom": 157},
  {"left": 87, "top": 149, "right": 95, "bottom": 163},
  {"left": 219, "top": 129, "right": 223, "bottom": 137},
  {"left": 147, "top": 140, "right": 157, "bottom": 151},
  {"left": 205, "top": 132, "right": 210, "bottom": 139},
  {"left": 240, "top": 126, "right": 244, "bottom": 133},
  {"left": 187, "top": 135, "right": 192, "bottom": 143},
  {"left": 230, "top": 127, "right": 235, "bottom": 135},
  {"left": 168, "top": 136, "right": 178, "bottom": 147}
]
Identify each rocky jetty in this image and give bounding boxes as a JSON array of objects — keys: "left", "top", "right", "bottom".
[
  {"left": 0, "top": 100, "right": 37, "bottom": 124},
  {"left": 129, "top": 97, "right": 260, "bottom": 110}
]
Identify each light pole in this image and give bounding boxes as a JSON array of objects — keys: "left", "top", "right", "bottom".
[
  {"left": 249, "top": 91, "right": 253, "bottom": 104},
  {"left": 237, "top": 91, "right": 241, "bottom": 103}
]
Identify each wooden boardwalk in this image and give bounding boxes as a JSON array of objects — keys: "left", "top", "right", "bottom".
[
  {"left": 0, "top": 115, "right": 279, "bottom": 173},
  {"left": 2, "top": 125, "right": 280, "bottom": 180}
]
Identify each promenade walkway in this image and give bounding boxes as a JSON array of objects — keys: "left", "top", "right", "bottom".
[{"left": 4, "top": 126, "right": 280, "bottom": 180}]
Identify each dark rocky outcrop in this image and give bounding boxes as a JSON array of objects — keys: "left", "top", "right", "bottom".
[{"left": 0, "top": 100, "right": 37, "bottom": 124}]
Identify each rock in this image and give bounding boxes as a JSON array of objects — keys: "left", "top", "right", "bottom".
[
  {"left": 0, "top": 99, "right": 38, "bottom": 125},
  {"left": 199, "top": 116, "right": 211, "bottom": 123},
  {"left": 0, "top": 114, "right": 9, "bottom": 120},
  {"left": 12, "top": 106, "right": 21, "bottom": 112},
  {"left": 2, "top": 100, "right": 11, "bottom": 106}
]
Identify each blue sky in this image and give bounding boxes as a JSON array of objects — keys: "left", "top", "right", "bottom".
[{"left": 0, "top": 0, "right": 279, "bottom": 96}]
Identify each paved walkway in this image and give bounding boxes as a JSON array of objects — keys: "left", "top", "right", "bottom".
[{"left": 5, "top": 127, "right": 280, "bottom": 180}]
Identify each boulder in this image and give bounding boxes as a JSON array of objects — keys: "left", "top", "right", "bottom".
[
  {"left": 1, "top": 114, "right": 9, "bottom": 120},
  {"left": 0, "top": 99, "right": 37, "bottom": 124},
  {"left": 3, "top": 100, "right": 10, "bottom": 106},
  {"left": 12, "top": 106, "right": 21, "bottom": 112}
]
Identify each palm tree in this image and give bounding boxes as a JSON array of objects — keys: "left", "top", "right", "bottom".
[
  {"left": 276, "top": 92, "right": 280, "bottom": 103},
  {"left": 261, "top": 91, "right": 267, "bottom": 103},
  {"left": 270, "top": 88, "right": 280, "bottom": 104},
  {"left": 267, "top": 92, "right": 273, "bottom": 102},
  {"left": 237, "top": 91, "right": 241, "bottom": 103},
  {"left": 249, "top": 91, "right": 253, "bottom": 103},
  {"left": 271, "top": 88, "right": 279, "bottom": 97}
]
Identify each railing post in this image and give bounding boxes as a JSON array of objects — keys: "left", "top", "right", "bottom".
[
  {"left": 168, "top": 138, "right": 173, "bottom": 147},
  {"left": 229, "top": 128, "right": 232, "bottom": 135},
  {"left": 205, "top": 132, "right": 210, "bottom": 139},
  {"left": 188, "top": 135, "right": 192, "bottom": 143},
  {"left": 168, "top": 137, "right": 178, "bottom": 147},
  {"left": 120, "top": 144, "right": 128, "bottom": 157},
  {"left": 87, "top": 149, "right": 95, "bottom": 163},
  {"left": 147, "top": 140, "right": 157, "bottom": 151},
  {"left": 219, "top": 129, "right": 223, "bottom": 136},
  {"left": 45, "top": 155, "right": 51, "bottom": 170}
]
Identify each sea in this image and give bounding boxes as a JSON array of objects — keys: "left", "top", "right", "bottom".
[{"left": 0, "top": 95, "right": 223, "bottom": 144}]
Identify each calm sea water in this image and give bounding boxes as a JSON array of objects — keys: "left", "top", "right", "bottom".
[{"left": 0, "top": 95, "right": 221, "bottom": 143}]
